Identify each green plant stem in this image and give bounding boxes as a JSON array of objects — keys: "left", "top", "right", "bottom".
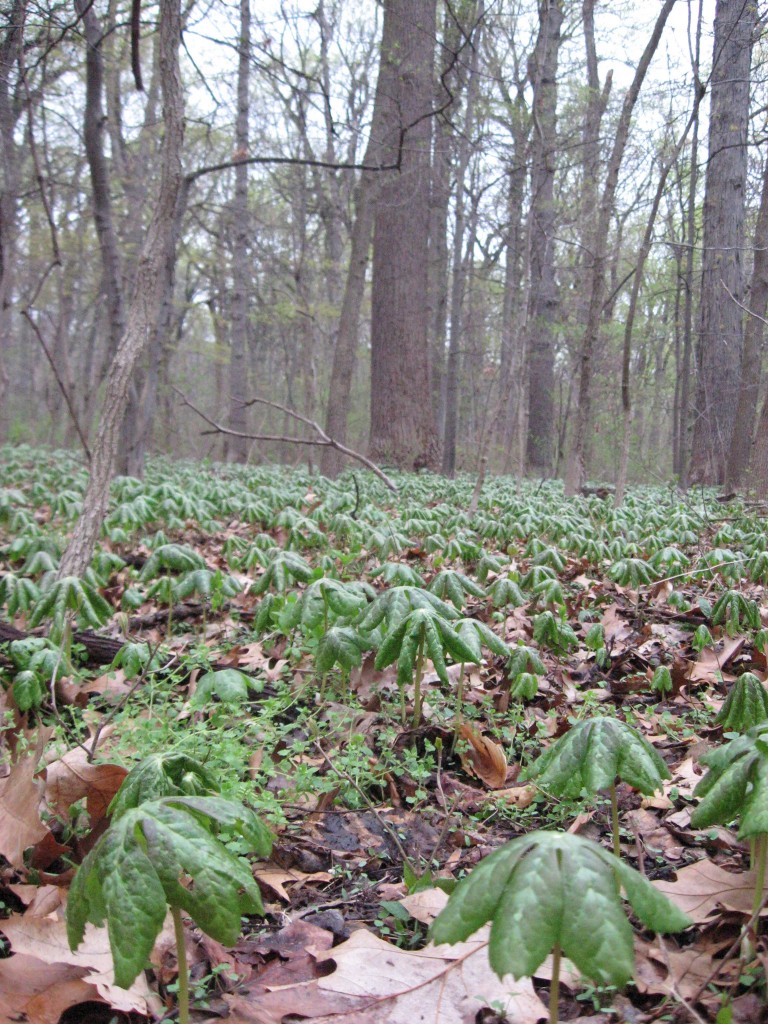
[
  {"left": 412, "top": 639, "right": 425, "bottom": 729},
  {"left": 610, "top": 782, "right": 621, "bottom": 858},
  {"left": 171, "top": 904, "right": 190, "bottom": 1024},
  {"left": 549, "top": 941, "right": 561, "bottom": 1024},
  {"left": 452, "top": 662, "right": 466, "bottom": 752}
]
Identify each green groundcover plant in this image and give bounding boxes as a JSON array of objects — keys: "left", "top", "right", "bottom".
[{"left": 430, "top": 830, "right": 690, "bottom": 1024}]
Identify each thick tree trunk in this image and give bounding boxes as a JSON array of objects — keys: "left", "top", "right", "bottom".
[
  {"left": 226, "top": 0, "right": 251, "bottom": 463},
  {"left": 689, "top": 0, "right": 756, "bottom": 485},
  {"left": 524, "top": 0, "right": 563, "bottom": 478},
  {"left": 369, "top": 0, "right": 441, "bottom": 471},
  {"left": 58, "top": 0, "right": 184, "bottom": 579},
  {"left": 564, "top": 0, "right": 675, "bottom": 495},
  {"left": 727, "top": 148, "right": 768, "bottom": 490}
]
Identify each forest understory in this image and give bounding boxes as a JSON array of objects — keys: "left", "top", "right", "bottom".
[{"left": 2, "top": 445, "right": 768, "bottom": 1023}]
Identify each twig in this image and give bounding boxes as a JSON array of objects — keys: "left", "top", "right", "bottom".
[{"left": 174, "top": 388, "right": 398, "bottom": 492}]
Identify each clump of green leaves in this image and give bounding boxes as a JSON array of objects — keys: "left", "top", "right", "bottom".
[
  {"left": 430, "top": 831, "right": 690, "bottom": 1024},
  {"left": 716, "top": 673, "right": 768, "bottom": 733},
  {"left": 67, "top": 795, "right": 272, "bottom": 1021},
  {"left": 523, "top": 717, "right": 670, "bottom": 856}
]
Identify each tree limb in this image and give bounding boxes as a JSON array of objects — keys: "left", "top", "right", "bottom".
[{"left": 174, "top": 388, "right": 398, "bottom": 492}]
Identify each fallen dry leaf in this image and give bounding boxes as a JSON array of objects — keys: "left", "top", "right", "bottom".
[
  {"left": 458, "top": 723, "right": 508, "bottom": 788},
  {"left": 653, "top": 860, "right": 761, "bottom": 922},
  {"left": 0, "top": 953, "right": 99, "bottom": 1024},
  {"left": 254, "top": 865, "right": 333, "bottom": 901},
  {"left": 45, "top": 745, "right": 128, "bottom": 822},
  {"left": 2, "top": 912, "right": 164, "bottom": 1014},
  {"left": 221, "top": 927, "right": 546, "bottom": 1024},
  {"left": 0, "top": 729, "right": 51, "bottom": 867}
]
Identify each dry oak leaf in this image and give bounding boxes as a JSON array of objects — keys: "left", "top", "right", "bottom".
[
  {"left": 45, "top": 745, "right": 128, "bottom": 821},
  {"left": 686, "top": 636, "right": 744, "bottom": 684},
  {"left": 0, "top": 729, "right": 51, "bottom": 867},
  {"left": 220, "top": 928, "right": 546, "bottom": 1024},
  {"left": 457, "top": 724, "right": 508, "bottom": 789},
  {"left": 2, "top": 912, "right": 163, "bottom": 1015},
  {"left": 0, "top": 952, "right": 98, "bottom": 1024},
  {"left": 653, "top": 860, "right": 763, "bottom": 923},
  {"left": 634, "top": 937, "right": 725, "bottom": 1001},
  {"left": 254, "top": 865, "right": 333, "bottom": 902}
]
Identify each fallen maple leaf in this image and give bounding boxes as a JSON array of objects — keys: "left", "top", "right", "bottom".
[{"left": 0, "top": 952, "right": 98, "bottom": 1024}]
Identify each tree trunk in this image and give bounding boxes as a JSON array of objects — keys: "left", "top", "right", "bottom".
[
  {"left": 442, "top": 1, "right": 483, "bottom": 477},
  {"left": 564, "top": 0, "right": 675, "bottom": 495},
  {"left": 225, "top": 0, "right": 251, "bottom": 463},
  {"left": 688, "top": 0, "right": 756, "bottom": 485},
  {"left": 727, "top": 144, "right": 768, "bottom": 490},
  {"left": 524, "top": 0, "right": 563, "bottom": 478},
  {"left": 0, "top": 0, "right": 24, "bottom": 443},
  {"left": 369, "top": 0, "right": 441, "bottom": 471},
  {"left": 58, "top": 0, "right": 184, "bottom": 579}
]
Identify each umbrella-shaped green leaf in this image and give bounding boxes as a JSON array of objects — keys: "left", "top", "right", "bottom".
[
  {"left": 315, "top": 626, "right": 369, "bottom": 675},
  {"left": 430, "top": 831, "right": 690, "bottom": 987},
  {"left": 67, "top": 796, "right": 272, "bottom": 989},
  {"left": 109, "top": 753, "right": 217, "bottom": 820},
  {"left": 523, "top": 717, "right": 670, "bottom": 798},
  {"left": 716, "top": 672, "right": 768, "bottom": 732}
]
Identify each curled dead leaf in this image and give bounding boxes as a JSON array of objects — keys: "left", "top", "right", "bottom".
[{"left": 457, "top": 724, "right": 508, "bottom": 789}]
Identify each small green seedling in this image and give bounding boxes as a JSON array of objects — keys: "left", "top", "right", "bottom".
[
  {"left": 430, "top": 830, "right": 691, "bottom": 1024},
  {"left": 716, "top": 673, "right": 768, "bottom": 733},
  {"left": 67, "top": 795, "right": 272, "bottom": 1023},
  {"left": 523, "top": 717, "right": 670, "bottom": 857},
  {"left": 651, "top": 665, "right": 673, "bottom": 699},
  {"left": 375, "top": 606, "right": 478, "bottom": 727}
]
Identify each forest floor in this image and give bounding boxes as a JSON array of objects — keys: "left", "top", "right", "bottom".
[{"left": 1, "top": 444, "right": 768, "bottom": 1024}]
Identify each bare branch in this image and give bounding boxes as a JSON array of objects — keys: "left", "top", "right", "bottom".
[
  {"left": 174, "top": 388, "right": 398, "bottom": 492},
  {"left": 722, "top": 279, "right": 768, "bottom": 328}
]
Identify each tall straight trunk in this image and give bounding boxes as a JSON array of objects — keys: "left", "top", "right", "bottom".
[
  {"left": 59, "top": 0, "right": 184, "bottom": 578},
  {"left": 566, "top": 0, "right": 611, "bottom": 481},
  {"left": 0, "top": 0, "right": 24, "bottom": 443},
  {"left": 689, "top": 0, "right": 756, "bottom": 485},
  {"left": 676, "top": 40, "right": 703, "bottom": 480},
  {"left": 524, "top": 0, "right": 563, "bottom": 478},
  {"left": 737, "top": 156, "right": 768, "bottom": 491},
  {"left": 442, "top": 1, "right": 483, "bottom": 477},
  {"left": 564, "top": 0, "right": 676, "bottom": 495},
  {"left": 727, "top": 144, "right": 768, "bottom": 489},
  {"left": 75, "top": 0, "right": 125, "bottom": 363},
  {"left": 497, "top": 84, "right": 528, "bottom": 471},
  {"left": 369, "top": 0, "right": 441, "bottom": 471},
  {"left": 226, "top": 0, "right": 251, "bottom": 462}
]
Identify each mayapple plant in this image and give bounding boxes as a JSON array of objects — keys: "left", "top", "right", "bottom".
[
  {"left": 523, "top": 717, "right": 670, "bottom": 857},
  {"left": 68, "top": 755, "right": 272, "bottom": 1024},
  {"left": 430, "top": 830, "right": 691, "bottom": 1024},
  {"left": 375, "top": 606, "right": 479, "bottom": 727},
  {"left": 690, "top": 723, "right": 768, "bottom": 923},
  {"left": 716, "top": 672, "right": 768, "bottom": 733}
]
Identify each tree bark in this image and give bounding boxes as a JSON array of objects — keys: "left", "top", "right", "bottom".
[
  {"left": 58, "top": 0, "right": 185, "bottom": 579},
  {"left": 0, "top": 0, "right": 25, "bottom": 443},
  {"left": 564, "top": 0, "right": 675, "bottom": 495},
  {"left": 689, "top": 0, "right": 756, "bottom": 485},
  {"left": 368, "top": 0, "right": 441, "bottom": 471},
  {"left": 524, "top": 0, "right": 563, "bottom": 478},
  {"left": 727, "top": 140, "right": 768, "bottom": 490},
  {"left": 225, "top": 0, "right": 252, "bottom": 463}
]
